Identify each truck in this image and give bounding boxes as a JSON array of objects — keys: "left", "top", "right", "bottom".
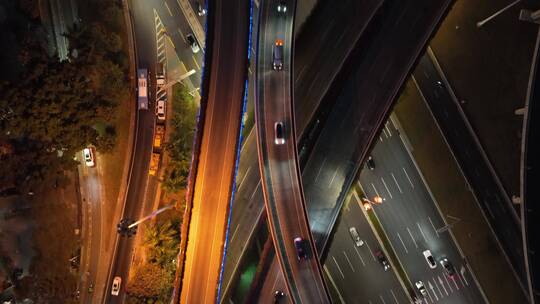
[
  {"left": 149, "top": 153, "right": 160, "bottom": 176},
  {"left": 153, "top": 125, "right": 165, "bottom": 149},
  {"left": 137, "top": 69, "right": 149, "bottom": 110},
  {"left": 156, "top": 63, "right": 166, "bottom": 89}
]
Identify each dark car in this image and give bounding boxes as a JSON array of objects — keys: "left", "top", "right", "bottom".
[
  {"left": 294, "top": 237, "right": 309, "bottom": 260},
  {"left": 274, "top": 122, "right": 285, "bottom": 145},
  {"left": 186, "top": 34, "right": 200, "bottom": 53},
  {"left": 197, "top": 2, "right": 207, "bottom": 16},
  {"left": 375, "top": 250, "right": 390, "bottom": 271},
  {"left": 366, "top": 156, "right": 375, "bottom": 170},
  {"left": 277, "top": 1, "right": 287, "bottom": 13},
  {"left": 440, "top": 258, "right": 457, "bottom": 278},
  {"left": 274, "top": 290, "right": 285, "bottom": 303},
  {"left": 273, "top": 39, "right": 284, "bottom": 71}
]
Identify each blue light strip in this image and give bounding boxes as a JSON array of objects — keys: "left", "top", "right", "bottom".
[{"left": 216, "top": 0, "right": 254, "bottom": 302}]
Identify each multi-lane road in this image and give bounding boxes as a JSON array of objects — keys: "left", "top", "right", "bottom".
[
  {"left": 177, "top": 0, "right": 250, "bottom": 303},
  {"left": 255, "top": 0, "right": 329, "bottom": 302},
  {"left": 412, "top": 49, "right": 526, "bottom": 289},
  {"left": 359, "top": 116, "right": 486, "bottom": 303}
]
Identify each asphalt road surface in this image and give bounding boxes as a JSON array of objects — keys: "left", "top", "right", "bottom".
[
  {"left": 178, "top": 0, "right": 250, "bottom": 302},
  {"left": 413, "top": 51, "right": 526, "bottom": 289},
  {"left": 221, "top": 0, "right": 382, "bottom": 299},
  {"left": 104, "top": 0, "right": 164, "bottom": 301},
  {"left": 360, "top": 116, "right": 486, "bottom": 303},
  {"left": 255, "top": 0, "right": 329, "bottom": 302},
  {"left": 257, "top": 0, "right": 453, "bottom": 301}
]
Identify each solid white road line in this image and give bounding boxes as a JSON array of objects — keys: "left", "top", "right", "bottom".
[
  {"left": 403, "top": 167, "right": 414, "bottom": 188},
  {"left": 428, "top": 281, "right": 438, "bottom": 301},
  {"left": 443, "top": 275, "right": 452, "bottom": 293},
  {"left": 324, "top": 265, "right": 346, "bottom": 304},
  {"left": 353, "top": 246, "right": 366, "bottom": 266},
  {"left": 417, "top": 222, "right": 428, "bottom": 243},
  {"left": 381, "top": 177, "right": 393, "bottom": 198},
  {"left": 439, "top": 276, "right": 449, "bottom": 296},
  {"left": 380, "top": 136, "right": 384, "bottom": 142},
  {"left": 329, "top": 166, "right": 339, "bottom": 188},
  {"left": 364, "top": 241, "right": 377, "bottom": 261},
  {"left": 428, "top": 217, "right": 439, "bottom": 238},
  {"left": 164, "top": 1, "right": 173, "bottom": 16},
  {"left": 238, "top": 167, "right": 251, "bottom": 189},
  {"left": 343, "top": 251, "right": 355, "bottom": 273},
  {"left": 371, "top": 183, "right": 381, "bottom": 198},
  {"left": 385, "top": 122, "right": 392, "bottom": 137},
  {"left": 459, "top": 269, "right": 468, "bottom": 286},
  {"left": 391, "top": 173, "right": 402, "bottom": 193},
  {"left": 332, "top": 256, "right": 345, "bottom": 279},
  {"left": 380, "top": 294, "right": 387, "bottom": 304},
  {"left": 397, "top": 233, "right": 408, "bottom": 253},
  {"left": 390, "top": 289, "right": 399, "bottom": 304},
  {"left": 452, "top": 276, "right": 459, "bottom": 290},
  {"left": 192, "top": 55, "right": 200, "bottom": 70},
  {"left": 383, "top": 128, "right": 389, "bottom": 138},
  {"left": 433, "top": 278, "right": 443, "bottom": 299},
  {"left": 406, "top": 227, "right": 418, "bottom": 248},
  {"left": 314, "top": 157, "right": 327, "bottom": 183},
  {"left": 230, "top": 224, "right": 240, "bottom": 242},
  {"left": 250, "top": 181, "right": 260, "bottom": 200}
]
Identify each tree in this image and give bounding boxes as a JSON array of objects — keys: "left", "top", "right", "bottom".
[
  {"left": 144, "top": 220, "right": 180, "bottom": 272},
  {"left": 127, "top": 263, "right": 172, "bottom": 300}
]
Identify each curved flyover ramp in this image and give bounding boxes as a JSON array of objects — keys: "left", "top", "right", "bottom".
[
  {"left": 254, "top": 0, "right": 330, "bottom": 302},
  {"left": 172, "top": 0, "right": 251, "bottom": 303}
]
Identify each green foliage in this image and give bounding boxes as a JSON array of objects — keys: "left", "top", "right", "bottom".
[
  {"left": 126, "top": 263, "right": 172, "bottom": 301},
  {"left": 144, "top": 218, "right": 181, "bottom": 274},
  {"left": 0, "top": 0, "right": 128, "bottom": 191},
  {"left": 162, "top": 85, "right": 198, "bottom": 193}
]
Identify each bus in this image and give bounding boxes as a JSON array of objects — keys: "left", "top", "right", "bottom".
[{"left": 137, "top": 68, "right": 149, "bottom": 110}]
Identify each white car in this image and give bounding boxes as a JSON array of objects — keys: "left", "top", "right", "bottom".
[
  {"left": 348, "top": 227, "right": 364, "bottom": 247},
  {"left": 83, "top": 148, "right": 95, "bottom": 167},
  {"left": 423, "top": 250, "right": 437, "bottom": 269},
  {"left": 156, "top": 99, "right": 166, "bottom": 121},
  {"left": 415, "top": 281, "right": 428, "bottom": 297},
  {"left": 111, "top": 276, "right": 122, "bottom": 296}
]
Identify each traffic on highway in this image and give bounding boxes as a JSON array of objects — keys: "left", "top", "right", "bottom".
[{"left": 1, "top": 0, "right": 533, "bottom": 303}]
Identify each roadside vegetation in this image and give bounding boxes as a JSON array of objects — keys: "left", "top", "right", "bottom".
[
  {"left": 0, "top": 0, "right": 129, "bottom": 302},
  {"left": 127, "top": 215, "right": 180, "bottom": 303},
  {"left": 161, "top": 84, "right": 198, "bottom": 194}
]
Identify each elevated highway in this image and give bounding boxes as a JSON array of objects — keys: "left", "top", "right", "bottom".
[
  {"left": 171, "top": 0, "right": 251, "bottom": 302},
  {"left": 254, "top": 0, "right": 329, "bottom": 302}
]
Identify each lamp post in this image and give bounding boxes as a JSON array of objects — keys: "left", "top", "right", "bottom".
[
  {"left": 361, "top": 195, "right": 383, "bottom": 210},
  {"left": 476, "top": 0, "right": 521, "bottom": 28}
]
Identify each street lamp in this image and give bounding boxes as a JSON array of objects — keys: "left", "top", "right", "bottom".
[
  {"left": 361, "top": 195, "right": 383, "bottom": 210},
  {"left": 476, "top": 0, "right": 521, "bottom": 28}
]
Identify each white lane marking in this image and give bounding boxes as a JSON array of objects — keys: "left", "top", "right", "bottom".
[
  {"left": 383, "top": 128, "right": 389, "bottom": 138},
  {"left": 192, "top": 55, "right": 200, "bottom": 70},
  {"left": 406, "top": 227, "right": 418, "bottom": 248},
  {"left": 380, "top": 136, "right": 384, "bottom": 142},
  {"left": 428, "top": 281, "right": 438, "bottom": 301},
  {"left": 250, "top": 181, "right": 261, "bottom": 200},
  {"left": 433, "top": 278, "right": 443, "bottom": 299},
  {"left": 343, "top": 251, "right": 355, "bottom": 272},
  {"left": 381, "top": 177, "right": 392, "bottom": 199},
  {"left": 385, "top": 123, "right": 392, "bottom": 137},
  {"left": 458, "top": 269, "right": 468, "bottom": 286},
  {"left": 164, "top": 1, "right": 173, "bottom": 16},
  {"left": 402, "top": 167, "right": 414, "bottom": 188},
  {"left": 397, "top": 233, "right": 408, "bottom": 253},
  {"left": 324, "top": 265, "right": 346, "bottom": 304},
  {"left": 439, "top": 276, "right": 449, "bottom": 296},
  {"left": 353, "top": 246, "right": 366, "bottom": 266},
  {"left": 253, "top": 0, "right": 259, "bottom": 7},
  {"left": 417, "top": 222, "right": 428, "bottom": 243},
  {"left": 364, "top": 241, "right": 377, "bottom": 261},
  {"left": 332, "top": 256, "right": 345, "bottom": 279},
  {"left": 380, "top": 294, "right": 387, "bottom": 304},
  {"left": 178, "top": 28, "right": 186, "bottom": 43},
  {"left": 428, "top": 217, "right": 439, "bottom": 238},
  {"left": 443, "top": 275, "right": 453, "bottom": 293},
  {"left": 230, "top": 224, "right": 240, "bottom": 242},
  {"left": 452, "top": 276, "right": 459, "bottom": 290},
  {"left": 425, "top": 287, "right": 434, "bottom": 303},
  {"left": 238, "top": 167, "right": 251, "bottom": 189},
  {"left": 369, "top": 301, "right": 374, "bottom": 304},
  {"left": 329, "top": 166, "right": 339, "bottom": 188},
  {"left": 391, "top": 173, "right": 402, "bottom": 193},
  {"left": 314, "top": 157, "right": 327, "bottom": 183},
  {"left": 371, "top": 183, "right": 381, "bottom": 198},
  {"left": 390, "top": 289, "right": 399, "bottom": 304}
]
